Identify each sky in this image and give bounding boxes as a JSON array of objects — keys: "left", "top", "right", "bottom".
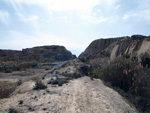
[{"left": 0, "top": 0, "right": 150, "bottom": 56}]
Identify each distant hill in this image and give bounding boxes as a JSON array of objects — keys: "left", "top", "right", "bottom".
[
  {"left": 0, "top": 45, "right": 76, "bottom": 62},
  {"left": 79, "top": 35, "right": 150, "bottom": 66},
  {"left": 0, "top": 45, "right": 76, "bottom": 72},
  {"left": 22, "top": 45, "right": 76, "bottom": 62}
]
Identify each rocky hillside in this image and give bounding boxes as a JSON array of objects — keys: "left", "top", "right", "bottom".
[
  {"left": 0, "top": 50, "right": 34, "bottom": 62},
  {"left": 23, "top": 46, "right": 76, "bottom": 62},
  {"left": 79, "top": 35, "right": 150, "bottom": 66},
  {"left": 0, "top": 45, "right": 76, "bottom": 62},
  {"left": 0, "top": 45, "right": 76, "bottom": 72}
]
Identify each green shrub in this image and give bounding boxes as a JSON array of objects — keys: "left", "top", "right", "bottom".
[{"left": 33, "top": 80, "right": 47, "bottom": 90}]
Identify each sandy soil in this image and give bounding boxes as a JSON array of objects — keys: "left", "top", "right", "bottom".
[
  {"left": 0, "top": 76, "right": 138, "bottom": 113},
  {"left": 0, "top": 60, "right": 138, "bottom": 113}
]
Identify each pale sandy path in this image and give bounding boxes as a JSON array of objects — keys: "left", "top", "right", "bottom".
[
  {"left": 0, "top": 76, "right": 138, "bottom": 113},
  {"left": 58, "top": 76, "right": 137, "bottom": 113}
]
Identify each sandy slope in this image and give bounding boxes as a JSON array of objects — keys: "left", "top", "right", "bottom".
[{"left": 0, "top": 76, "right": 138, "bottom": 113}]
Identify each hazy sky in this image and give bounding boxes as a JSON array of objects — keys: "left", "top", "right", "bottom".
[{"left": 0, "top": 0, "right": 150, "bottom": 56}]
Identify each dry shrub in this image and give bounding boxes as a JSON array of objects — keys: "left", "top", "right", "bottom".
[
  {"left": 0, "top": 82, "right": 17, "bottom": 98},
  {"left": 8, "top": 108, "right": 18, "bottom": 113},
  {"left": 89, "top": 57, "right": 150, "bottom": 113},
  {"left": 33, "top": 80, "right": 47, "bottom": 90}
]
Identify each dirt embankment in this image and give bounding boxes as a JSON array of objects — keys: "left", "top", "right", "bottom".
[
  {"left": 0, "top": 59, "right": 138, "bottom": 113},
  {"left": 0, "top": 76, "right": 138, "bottom": 113}
]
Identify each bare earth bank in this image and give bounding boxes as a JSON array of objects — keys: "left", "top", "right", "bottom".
[{"left": 0, "top": 76, "right": 138, "bottom": 113}]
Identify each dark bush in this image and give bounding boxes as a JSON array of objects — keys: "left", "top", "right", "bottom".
[
  {"left": 33, "top": 80, "right": 47, "bottom": 90},
  {"left": 141, "top": 54, "right": 150, "bottom": 68},
  {"left": 43, "top": 108, "right": 47, "bottom": 111},
  {"left": 79, "top": 66, "right": 91, "bottom": 75},
  {"left": 89, "top": 58, "right": 150, "bottom": 113},
  {"left": 18, "top": 100, "right": 23, "bottom": 105},
  {"left": 28, "top": 107, "right": 34, "bottom": 111},
  {"left": 58, "top": 79, "right": 68, "bottom": 86},
  {"left": 8, "top": 108, "right": 18, "bottom": 113},
  {"left": 48, "top": 78, "right": 68, "bottom": 86},
  {"left": 49, "top": 79, "right": 59, "bottom": 85},
  {"left": 17, "top": 79, "right": 22, "bottom": 86},
  {"left": 100, "top": 58, "right": 137, "bottom": 92}
]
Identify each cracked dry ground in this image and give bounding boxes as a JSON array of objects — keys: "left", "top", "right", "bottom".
[{"left": 0, "top": 76, "right": 138, "bottom": 113}]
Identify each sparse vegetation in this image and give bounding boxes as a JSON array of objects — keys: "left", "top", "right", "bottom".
[
  {"left": 48, "top": 79, "right": 59, "bottom": 85},
  {"left": 33, "top": 80, "right": 47, "bottom": 90},
  {"left": 43, "top": 108, "right": 47, "bottom": 111},
  {"left": 28, "top": 107, "right": 34, "bottom": 111},
  {"left": 88, "top": 57, "right": 150, "bottom": 113},
  {"left": 48, "top": 78, "right": 68, "bottom": 86},
  {"left": 141, "top": 53, "right": 150, "bottom": 68},
  {"left": 8, "top": 108, "right": 18, "bottom": 113},
  {"left": 0, "top": 81, "right": 18, "bottom": 98},
  {"left": 58, "top": 79, "right": 68, "bottom": 86},
  {"left": 18, "top": 100, "right": 23, "bottom": 105},
  {"left": 17, "top": 79, "right": 22, "bottom": 86},
  {"left": 0, "top": 61, "right": 38, "bottom": 73}
]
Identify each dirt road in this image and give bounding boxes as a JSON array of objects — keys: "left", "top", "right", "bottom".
[{"left": 0, "top": 76, "right": 138, "bottom": 113}]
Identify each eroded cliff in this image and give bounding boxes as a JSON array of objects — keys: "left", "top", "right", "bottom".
[{"left": 79, "top": 35, "right": 150, "bottom": 66}]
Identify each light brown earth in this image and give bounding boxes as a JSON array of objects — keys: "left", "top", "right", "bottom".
[
  {"left": 0, "top": 60, "right": 138, "bottom": 113},
  {"left": 0, "top": 76, "right": 138, "bottom": 113}
]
